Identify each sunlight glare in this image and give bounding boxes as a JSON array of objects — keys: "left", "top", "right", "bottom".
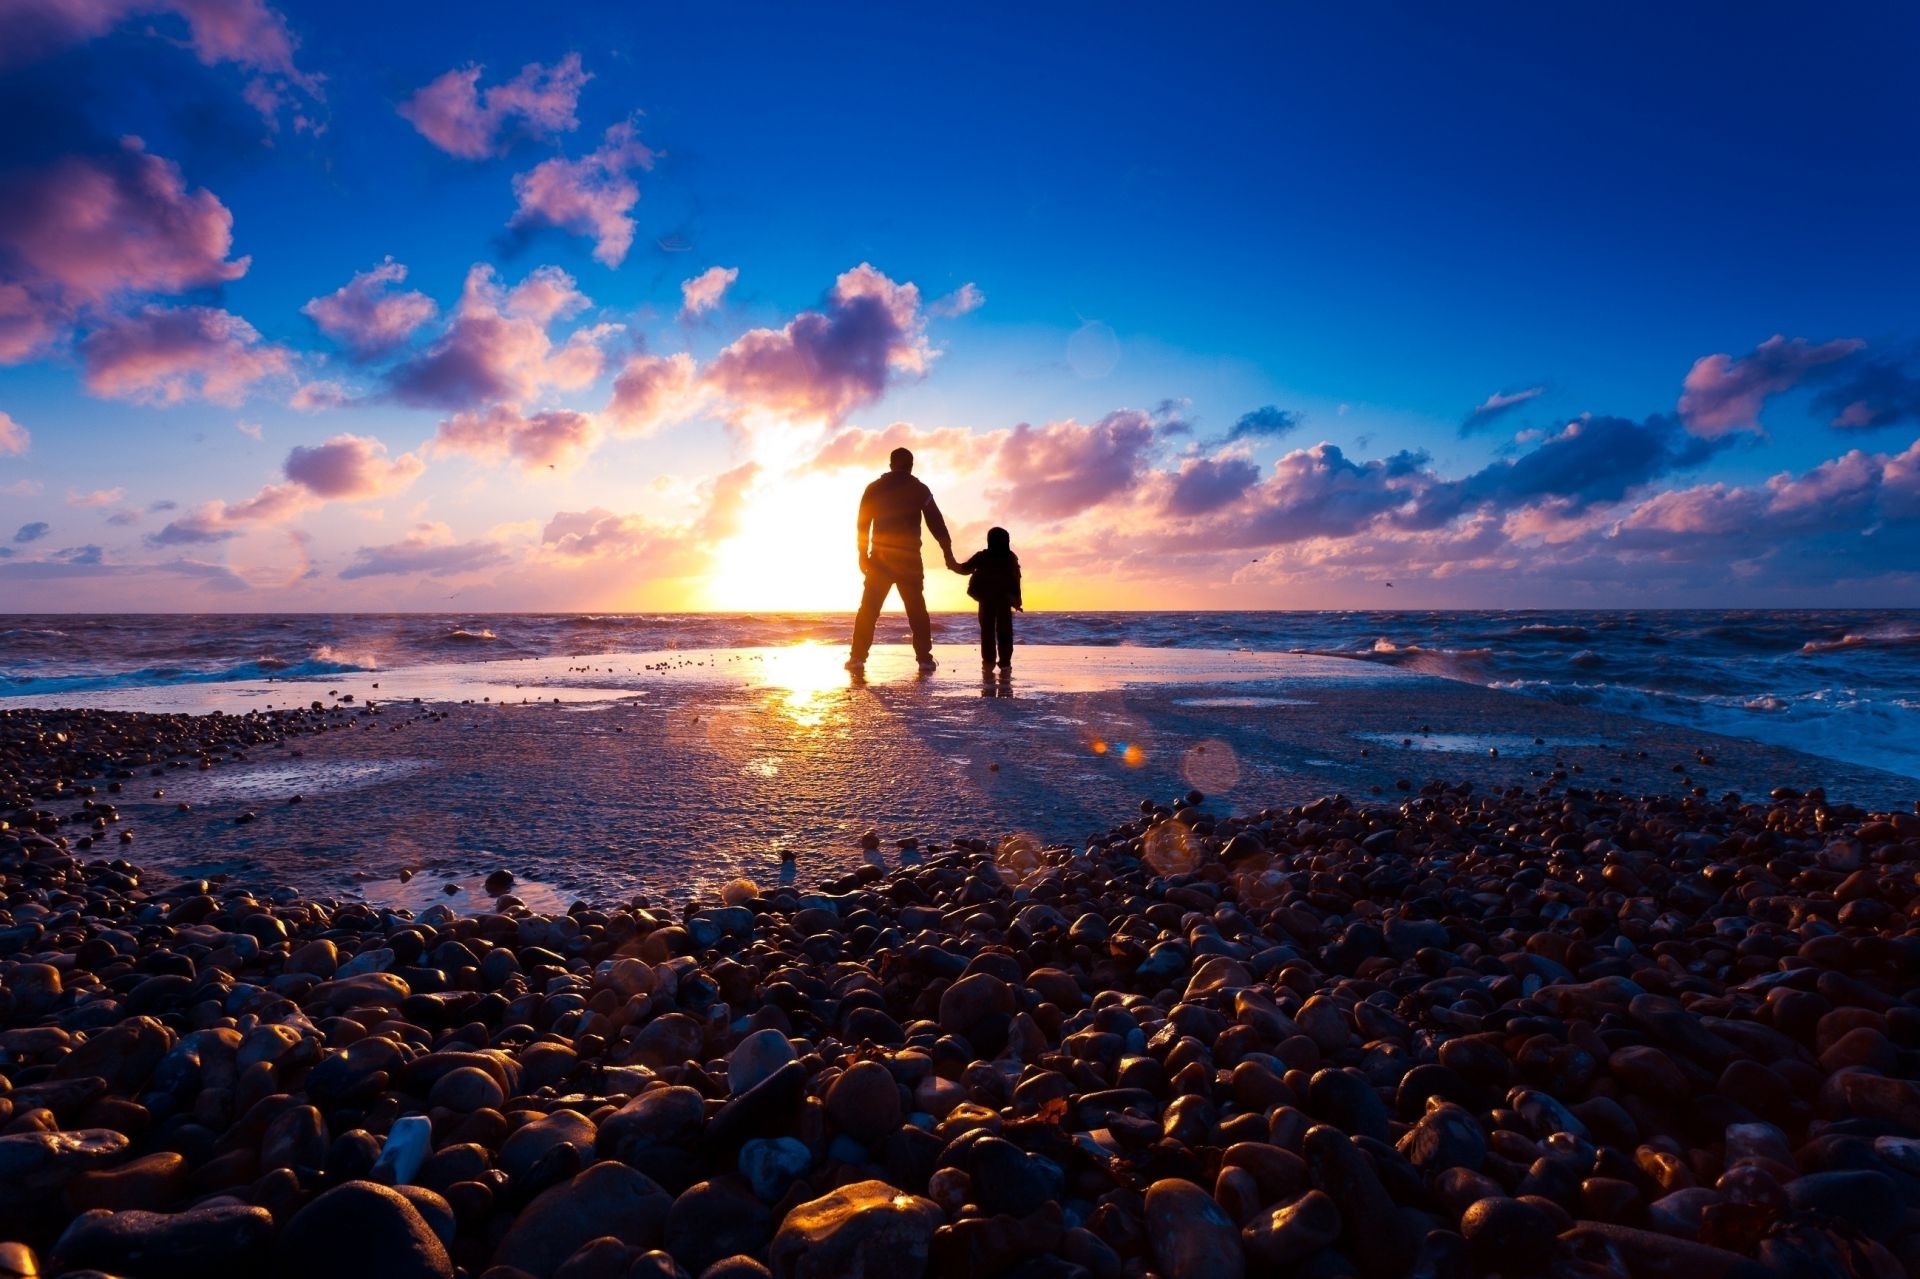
[{"left": 752, "top": 641, "right": 850, "bottom": 727}]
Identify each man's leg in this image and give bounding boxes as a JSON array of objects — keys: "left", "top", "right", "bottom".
[
  {"left": 996, "top": 606, "right": 1014, "bottom": 668},
  {"left": 897, "top": 572, "right": 933, "bottom": 661},
  {"left": 978, "top": 606, "right": 993, "bottom": 668},
  {"left": 849, "top": 570, "right": 893, "bottom": 663}
]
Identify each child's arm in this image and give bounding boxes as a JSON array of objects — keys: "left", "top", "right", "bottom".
[
  {"left": 1012, "top": 562, "right": 1023, "bottom": 610},
  {"left": 949, "top": 551, "right": 977, "bottom": 574}
]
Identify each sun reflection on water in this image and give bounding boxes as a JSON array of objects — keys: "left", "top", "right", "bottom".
[{"left": 752, "top": 641, "right": 851, "bottom": 727}]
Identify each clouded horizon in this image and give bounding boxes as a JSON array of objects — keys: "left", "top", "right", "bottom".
[{"left": 2, "top": 2, "right": 1917, "bottom": 612}]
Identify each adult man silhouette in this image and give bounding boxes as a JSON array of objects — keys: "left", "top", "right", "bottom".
[{"left": 848, "top": 447, "right": 953, "bottom": 673}]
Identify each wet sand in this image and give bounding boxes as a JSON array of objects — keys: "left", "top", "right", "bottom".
[{"left": 5, "top": 643, "right": 1912, "bottom": 908}]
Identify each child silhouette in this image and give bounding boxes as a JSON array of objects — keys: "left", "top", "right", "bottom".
[{"left": 948, "top": 526, "right": 1022, "bottom": 675}]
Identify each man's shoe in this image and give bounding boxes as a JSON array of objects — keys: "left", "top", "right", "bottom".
[
  {"left": 844, "top": 657, "right": 865, "bottom": 671},
  {"left": 916, "top": 656, "right": 938, "bottom": 672}
]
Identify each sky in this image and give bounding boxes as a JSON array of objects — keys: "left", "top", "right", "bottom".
[{"left": 1, "top": 0, "right": 1917, "bottom": 613}]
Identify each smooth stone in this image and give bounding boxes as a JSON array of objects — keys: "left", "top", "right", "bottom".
[
  {"left": 1144, "top": 1177, "right": 1244, "bottom": 1279},
  {"left": 825, "top": 1061, "right": 902, "bottom": 1145},
  {"left": 664, "top": 1179, "right": 775, "bottom": 1276},
  {"left": 1241, "top": 1189, "right": 1340, "bottom": 1269},
  {"left": 727, "top": 1030, "right": 797, "bottom": 1094},
  {"left": 1558, "top": 1223, "right": 1770, "bottom": 1278},
  {"left": 1460, "top": 1196, "right": 1555, "bottom": 1271},
  {"left": 53, "top": 1203, "right": 275, "bottom": 1279},
  {"left": 766, "top": 1180, "right": 943, "bottom": 1279},
  {"left": 277, "top": 1180, "right": 453, "bottom": 1279},
  {"left": 429, "top": 1065, "right": 506, "bottom": 1112},
  {"left": 501, "top": 1111, "right": 598, "bottom": 1183},
  {"left": 493, "top": 1161, "right": 674, "bottom": 1278},
  {"left": 740, "top": 1137, "right": 812, "bottom": 1202}
]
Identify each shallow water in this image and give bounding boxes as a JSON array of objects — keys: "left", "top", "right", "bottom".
[{"left": 4, "top": 609, "right": 1918, "bottom": 778}]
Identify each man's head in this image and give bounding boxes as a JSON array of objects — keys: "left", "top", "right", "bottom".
[{"left": 889, "top": 447, "right": 914, "bottom": 473}]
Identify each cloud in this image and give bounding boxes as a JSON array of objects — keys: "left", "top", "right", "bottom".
[
  {"left": 434, "top": 405, "right": 599, "bottom": 469},
  {"left": 0, "top": 140, "right": 250, "bottom": 361},
  {"left": 339, "top": 522, "right": 509, "bottom": 580},
  {"left": 67, "top": 486, "right": 124, "bottom": 506},
  {"left": 1462, "top": 385, "right": 1544, "bottom": 433},
  {"left": 80, "top": 304, "right": 292, "bottom": 405},
  {"left": 105, "top": 506, "right": 142, "bottom": 525},
  {"left": 993, "top": 409, "right": 1159, "bottom": 520},
  {"left": 1406, "top": 414, "right": 1718, "bottom": 529},
  {"left": 2, "top": 480, "right": 43, "bottom": 497},
  {"left": 0, "top": 0, "right": 322, "bottom": 125},
  {"left": 1224, "top": 405, "right": 1300, "bottom": 443},
  {"left": 290, "top": 379, "right": 348, "bottom": 411},
  {"left": 1165, "top": 453, "right": 1261, "bottom": 516},
  {"left": 679, "top": 266, "right": 737, "bottom": 320},
  {"left": 702, "top": 263, "right": 934, "bottom": 425},
  {"left": 804, "top": 421, "right": 999, "bottom": 475},
  {"left": 605, "top": 351, "right": 698, "bottom": 436},
  {"left": 929, "top": 283, "right": 984, "bottom": 318},
  {"left": 236, "top": 420, "right": 261, "bottom": 439},
  {"left": 301, "top": 257, "right": 437, "bottom": 358},
  {"left": 14, "top": 521, "right": 49, "bottom": 543},
  {"left": 1677, "top": 335, "right": 1864, "bottom": 437},
  {"left": 0, "top": 412, "right": 27, "bottom": 455},
  {"left": 1811, "top": 351, "right": 1920, "bottom": 431},
  {"left": 151, "top": 432, "right": 421, "bottom": 543},
  {"left": 509, "top": 120, "right": 654, "bottom": 266},
  {"left": 398, "top": 53, "right": 589, "bottom": 159},
  {"left": 282, "top": 433, "right": 425, "bottom": 498},
  {"left": 387, "top": 264, "right": 609, "bottom": 410}
]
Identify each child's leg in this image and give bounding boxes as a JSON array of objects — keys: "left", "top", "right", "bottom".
[
  {"left": 977, "top": 605, "right": 994, "bottom": 667},
  {"left": 996, "top": 605, "right": 1014, "bottom": 668}
]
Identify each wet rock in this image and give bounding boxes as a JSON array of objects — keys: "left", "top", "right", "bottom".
[
  {"left": 52, "top": 1202, "right": 275, "bottom": 1279},
  {"left": 825, "top": 1061, "right": 901, "bottom": 1145},
  {"left": 501, "top": 1110, "right": 597, "bottom": 1183},
  {"left": 493, "top": 1161, "right": 673, "bottom": 1277},
  {"left": 277, "top": 1181, "right": 453, "bottom": 1279},
  {"left": 766, "top": 1180, "right": 942, "bottom": 1279},
  {"left": 1459, "top": 1196, "right": 1555, "bottom": 1272},
  {"left": 665, "top": 1179, "right": 775, "bottom": 1276},
  {"left": 1240, "top": 1188, "right": 1339, "bottom": 1270}
]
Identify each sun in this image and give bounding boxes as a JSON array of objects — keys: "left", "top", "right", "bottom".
[{"left": 700, "top": 470, "right": 864, "bottom": 612}]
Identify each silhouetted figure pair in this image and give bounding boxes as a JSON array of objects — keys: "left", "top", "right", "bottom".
[
  {"left": 951, "top": 526, "right": 1021, "bottom": 676},
  {"left": 846, "top": 448, "right": 1023, "bottom": 677}
]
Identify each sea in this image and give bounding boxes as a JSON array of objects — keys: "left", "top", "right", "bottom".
[{"left": 2, "top": 611, "right": 1917, "bottom": 781}]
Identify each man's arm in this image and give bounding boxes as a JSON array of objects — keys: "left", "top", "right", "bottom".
[
  {"left": 855, "top": 488, "right": 874, "bottom": 572},
  {"left": 922, "top": 488, "right": 955, "bottom": 566}
]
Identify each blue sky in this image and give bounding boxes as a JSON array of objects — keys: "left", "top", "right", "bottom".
[{"left": 2, "top": 1, "right": 1917, "bottom": 609}]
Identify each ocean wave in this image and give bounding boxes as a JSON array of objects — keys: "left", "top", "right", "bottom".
[
  {"left": 0, "top": 628, "right": 70, "bottom": 640},
  {"left": 1514, "top": 624, "right": 1591, "bottom": 640},
  {"left": 441, "top": 628, "right": 498, "bottom": 643},
  {"left": 1, "top": 650, "right": 374, "bottom": 696},
  {"left": 1800, "top": 628, "right": 1920, "bottom": 654}
]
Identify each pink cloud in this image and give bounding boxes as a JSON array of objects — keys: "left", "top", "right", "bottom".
[
  {"left": 290, "top": 379, "right": 349, "bottom": 411},
  {"left": 387, "top": 265, "right": 610, "bottom": 410},
  {"left": 67, "top": 486, "right": 125, "bottom": 506},
  {"left": 992, "top": 409, "right": 1159, "bottom": 520},
  {"left": 434, "top": 405, "right": 600, "bottom": 469},
  {"left": 510, "top": 121, "right": 654, "bottom": 266},
  {"left": 150, "top": 432, "right": 421, "bottom": 544},
  {"left": 0, "top": 140, "right": 250, "bottom": 361},
  {"left": 0, "top": 1, "right": 322, "bottom": 119},
  {"left": 1677, "top": 335, "right": 1863, "bottom": 437},
  {"left": 79, "top": 305, "right": 291, "bottom": 405},
  {"left": 701, "top": 263, "right": 932, "bottom": 424},
  {"left": 804, "top": 421, "right": 1000, "bottom": 475},
  {"left": 282, "top": 432, "right": 425, "bottom": 499},
  {"left": 339, "top": 522, "right": 508, "bottom": 580},
  {"left": 679, "top": 266, "right": 737, "bottom": 319},
  {"left": 928, "top": 282, "right": 984, "bottom": 318},
  {"left": 399, "top": 54, "right": 589, "bottom": 159},
  {"left": 606, "top": 351, "right": 697, "bottom": 436},
  {"left": 301, "top": 257, "right": 436, "bottom": 357},
  {"left": 0, "top": 412, "right": 28, "bottom": 456}
]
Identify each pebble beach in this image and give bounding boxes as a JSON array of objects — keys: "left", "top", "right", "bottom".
[{"left": 3, "top": 697, "right": 1920, "bottom": 1279}]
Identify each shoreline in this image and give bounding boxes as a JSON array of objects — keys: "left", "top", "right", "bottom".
[{"left": 1, "top": 708, "right": 1918, "bottom": 1276}]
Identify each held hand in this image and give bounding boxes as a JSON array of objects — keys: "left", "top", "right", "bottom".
[
  {"left": 943, "top": 549, "right": 960, "bottom": 572},
  {"left": 856, "top": 552, "right": 872, "bottom": 577}
]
